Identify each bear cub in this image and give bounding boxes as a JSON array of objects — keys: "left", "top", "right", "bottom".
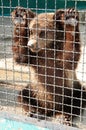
[{"left": 11, "top": 7, "right": 86, "bottom": 125}]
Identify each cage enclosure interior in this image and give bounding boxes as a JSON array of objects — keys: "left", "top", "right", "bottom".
[{"left": 0, "top": 0, "right": 86, "bottom": 130}]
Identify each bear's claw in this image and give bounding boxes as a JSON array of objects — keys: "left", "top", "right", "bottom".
[{"left": 65, "top": 8, "right": 79, "bottom": 26}]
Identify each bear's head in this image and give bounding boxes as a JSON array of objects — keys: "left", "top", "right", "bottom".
[
  {"left": 27, "top": 9, "right": 79, "bottom": 53},
  {"left": 28, "top": 13, "right": 55, "bottom": 52}
]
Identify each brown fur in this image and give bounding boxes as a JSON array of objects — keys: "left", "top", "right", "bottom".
[
  {"left": 11, "top": 7, "right": 35, "bottom": 63},
  {"left": 11, "top": 8, "right": 86, "bottom": 124}
]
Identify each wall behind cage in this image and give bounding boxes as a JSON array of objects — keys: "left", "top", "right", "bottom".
[{"left": 0, "top": 0, "right": 86, "bottom": 16}]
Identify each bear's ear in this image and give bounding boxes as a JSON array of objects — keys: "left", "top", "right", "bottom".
[
  {"left": 26, "top": 9, "right": 36, "bottom": 37},
  {"left": 26, "top": 9, "right": 36, "bottom": 22},
  {"left": 53, "top": 10, "right": 64, "bottom": 30},
  {"left": 54, "top": 10, "right": 64, "bottom": 21}
]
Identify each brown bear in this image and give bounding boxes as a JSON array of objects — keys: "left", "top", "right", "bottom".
[{"left": 11, "top": 7, "right": 86, "bottom": 125}]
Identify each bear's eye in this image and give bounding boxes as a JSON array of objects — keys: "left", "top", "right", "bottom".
[
  {"left": 30, "top": 30, "right": 33, "bottom": 35},
  {"left": 40, "top": 31, "right": 46, "bottom": 38}
]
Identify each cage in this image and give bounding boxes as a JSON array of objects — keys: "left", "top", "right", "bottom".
[{"left": 0, "top": 0, "right": 86, "bottom": 130}]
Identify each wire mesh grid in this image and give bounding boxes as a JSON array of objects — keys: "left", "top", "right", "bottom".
[{"left": 0, "top": 0, "right": 86, "bottom": 129}]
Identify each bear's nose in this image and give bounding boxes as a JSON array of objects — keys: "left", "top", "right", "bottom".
[
  {"left": 28, "top": 43, "right": 34, "bottom": 49},
  {"left": 28, "top": 40, "right": 35, "bottom": 49}
]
